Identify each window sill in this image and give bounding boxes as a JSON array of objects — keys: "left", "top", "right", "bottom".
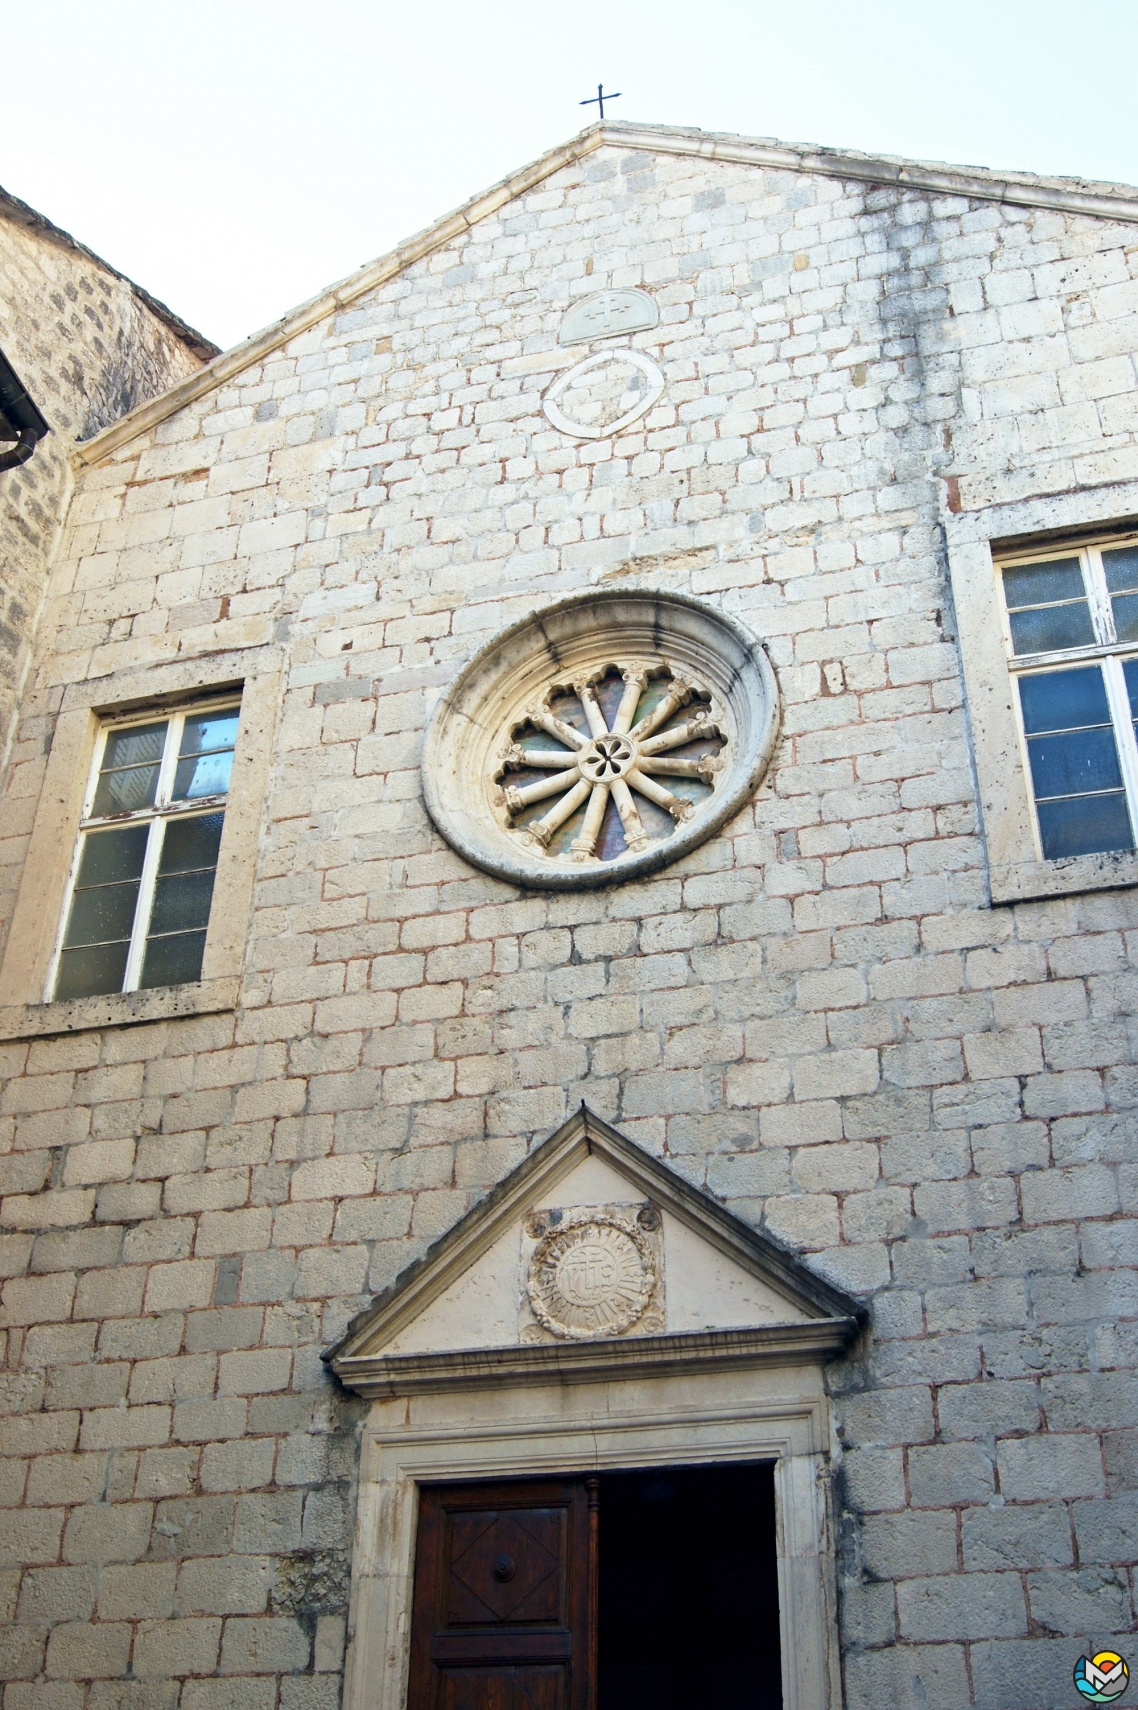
[
  {"left": 0, "top": 977, "right": 239, "bottom": 1042},
  {"left": 990, "top": 848, "right": 1138, "bottom": 904}
]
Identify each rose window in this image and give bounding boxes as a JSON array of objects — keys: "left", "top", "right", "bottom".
[
  {"left": 422, "top": 590, "right": 780, "bottom": 890},
  {"left": 494, "top": 664, "right": 725, "bottom": 864}
]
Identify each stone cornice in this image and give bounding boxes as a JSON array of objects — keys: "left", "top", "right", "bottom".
[
  {"left": 331, "top": 1320, "right": 861, "bottom": 1398},
  {"left": 72, "top": 121, "right": 1138, "bottom": 469}
]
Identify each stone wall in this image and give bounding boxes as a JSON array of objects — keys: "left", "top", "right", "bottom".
[
  {"left": 0, "top": 196, "right": 209, "bottom": 770},
  {"left": 0, "top": 138, "right": 1137, "bottom": 1709}
]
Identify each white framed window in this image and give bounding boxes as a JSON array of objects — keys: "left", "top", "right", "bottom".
[
  {"left": 996, "top": 534, "right": 1138, "bottom": 863},
  {"left": 49, "top": 698, "right": 241, "bottom": 1002}
]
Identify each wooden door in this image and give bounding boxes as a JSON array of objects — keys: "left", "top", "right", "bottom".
[{"left": 408, "top": 1478, "right": 593, "bottom": 1710}]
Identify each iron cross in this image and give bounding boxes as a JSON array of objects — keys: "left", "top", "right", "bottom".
[{"left": 580, "top": 84, "right": 621, "bottom": 120}]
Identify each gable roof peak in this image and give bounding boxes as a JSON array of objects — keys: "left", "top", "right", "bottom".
[{"left": 75, "top": 119, "right": 1138, "bottom": 470}]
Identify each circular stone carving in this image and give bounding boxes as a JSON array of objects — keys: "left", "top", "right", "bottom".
[
  {"left": 542, "top": 349, "right": 665, "bottom": 439},
  {"left": 528, "top": 1213, "right": 655, "bottom": 1340},
  {"left": 421, "top": 590, "right": 780, "bottom": 890}
]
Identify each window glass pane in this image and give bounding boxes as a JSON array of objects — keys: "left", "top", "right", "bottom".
[
  {"left": 73, "top": 823, "right": 149, "bottom": 889},
  {"left": 1018, "top": 666, "right": 1111, "bottom": 735},
  {"left": 1007, "top": 603, "right": 1096, "bottom": 655},
  {"left": 1036, "top": 794, "right": 1134, "bottom": 860},
  {"left": 62, "top": 826, "right": 148, "bottom": 949},
  {"left": 172, "top": 711, "right": 238, "bottom": 801},
  {"left": 173, "top": 751, "right": 234, "bottom": 800},
  {"left": 1102, "top": 545, "right": 1138, "bottom": 594},
  {"left": 139, "top": 813, "right": 222, "bottom": 990},
  {"left": 1017, "top": 665, "right": 1135, "bottom": 860},
  {"left": 1026, "top": 726, "right": 1124, "bottom": 800},
  {"left": 148, "top": 869, "right": 217, "bottom": 936},
  {"left": 55, "top": 824, "right": 149, "bottom": 999},
  {"left": 1003, "top": 559, "right": 1086, "bottom": 607},
  {"left": 158, "top": 814, "right": 224, "bottom": 875},
  {"left": 139, "top": 930, "right": 207, "bottom": 990},
  {"left": 91, "top": 722, "right": 168, "bottom": 816},
  {"left": 180, "top": 711, "right": 239, "bottom": 756},
  {"left": 1002, "top": 558, "right": 1095, "bottom": 656},
  {"left": 64, "top": 882, "right": 141, "bottom": 947},
  {"left": 55, "top": 942, "right": 131, "bottom": 1001}
]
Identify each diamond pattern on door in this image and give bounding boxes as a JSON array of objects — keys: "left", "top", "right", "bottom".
[{"left": 447, "top": 1508, "right": 563, "bottom": 1626}]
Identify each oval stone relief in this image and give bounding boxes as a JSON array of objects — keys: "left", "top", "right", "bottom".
[
  {"left": 421, "top": 589, "right": 781, "bottom": 890},
  {"left": 542, "top": 349, "right": 665, "bottom": 440},
  {"left": 559, "top": 287, "right": 659, "bottom": 346}
]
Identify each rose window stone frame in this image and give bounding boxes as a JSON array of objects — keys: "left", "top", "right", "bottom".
[{"left": 421, "top": 590, "right": 780, "bottom": 890}]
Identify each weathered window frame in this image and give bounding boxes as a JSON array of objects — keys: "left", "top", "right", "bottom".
[
  {"left": 993, "top": 533, "right": 1138, "bottom": 867},
  {"left": 49, "top": 697, "right": 240, "bottom": 1003},
  {"left": 946, "top": 488, "right": 1138, "bottom": 903},
  {"left": 0, "top": 648, "right": 280, "bottom": 1039}
]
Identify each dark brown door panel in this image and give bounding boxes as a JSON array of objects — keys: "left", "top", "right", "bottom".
[
  {"left": 409, "top": 1480, "right": 590, "bottom": 1710},
  {"left": 437, "top": 1664, "right": 567, "bottom": 1710}
]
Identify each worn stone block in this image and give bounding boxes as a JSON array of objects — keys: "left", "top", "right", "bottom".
[
  {"left": 45, "top": 1622, "right": 132, "bottom": 1680},
  {"left": 219, "top": 1615, "right": 311, "bottom": 1673},
  {"left": 997, "top": 1434, "right": 1105, "bottom": 1501},
  {"left": 961, "top": 1502, "right": 1073, "bottom": 1571},
  {"left": 132, "top": 1618, "right": 222, "bottom": 1678},
  {"left": 896, "top": 1571, "right": 1027, "bottom": 1641}
]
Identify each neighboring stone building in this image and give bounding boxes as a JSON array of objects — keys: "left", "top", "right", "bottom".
[
  {"left": 1, "top": 119, "right": 1138, "bottom": 1710},
  {"left": 0, "top": 187, "right": 215, "bottom": 766}
]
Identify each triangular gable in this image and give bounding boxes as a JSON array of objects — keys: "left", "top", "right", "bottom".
[
  {"left": 326, "top": 1106, "right": 864, "bottom": 1397},
  {"left": 75, "top": 121, "right": 1138, "bottom": 470}
]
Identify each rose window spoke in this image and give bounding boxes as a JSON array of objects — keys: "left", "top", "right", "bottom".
[{"left": 492, "top": 661, "right": 727, "bottom": 865}]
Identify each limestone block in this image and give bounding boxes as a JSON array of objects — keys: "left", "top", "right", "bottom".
[
  {"left": 997, "top": 1434, "right": 1105, "bottom": 1501},
  {"left": 176, "top": 1553, "right": 273, "bottom": 1616},
  {"left": 844, "top": 1642, "right": 970, "bottom": 1710},
  {"left": 149, "top": 1495, "right": 235, "bottom": 1561},
  {"left": 98, "top": 1561, "right": 178, "bottom": 1620},
  {"left": 45, "top": 1623, "right": 132, "bottom": 1681},
  {"left": 132, "top": 1619, "right": 222, "bottom": 1678},
  {"left": 897, "top": 1571, "right": 1027, "bottom": 1641},
  {"left": 220, "top": 1616, "right": 311, "bottom": 1674},
  {"left": 861, "top": 1509, "right": 957, "bottom": 1578},
  {"left": 17, "top": 1562, "right": 96, "bottom": 1623}
]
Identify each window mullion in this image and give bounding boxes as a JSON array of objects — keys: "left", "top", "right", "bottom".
[
  {"left": 1102, "top": 655, "right": 1138, "bottom": 843},
  {"left": 123, "top": 819, "right": 164, "bottom": 992},
  {"left": 155, "top": 713, "right": 183, "bottom": 808},
  {"left": 1086, "top": 547, "right": 1117, "bottom": 646}
]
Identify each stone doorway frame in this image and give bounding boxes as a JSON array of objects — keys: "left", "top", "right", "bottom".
[{"left": 341, "top": 1364, "right": 842, "bottom": 1710}]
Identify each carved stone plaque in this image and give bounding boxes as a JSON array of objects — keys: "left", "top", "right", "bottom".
[
  {"left": 525, "top": 1207, "right": 660, "bottom": 1341},
  {"left": 559, "top": 287, "right": 659, "bottom": 346}
]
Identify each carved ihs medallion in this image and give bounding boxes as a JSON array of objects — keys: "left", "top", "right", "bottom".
[{"left": 524, "top": 1206, "right": 662, "bottom": 1340}]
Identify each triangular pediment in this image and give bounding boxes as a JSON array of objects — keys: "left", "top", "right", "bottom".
[{"left": 327, "top": 1107, "right": 863, "bottom": 1396}]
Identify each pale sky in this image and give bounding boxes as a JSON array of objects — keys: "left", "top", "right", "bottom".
[{"left": 5, "top": 1, "right": 1136, "bottom": 351}]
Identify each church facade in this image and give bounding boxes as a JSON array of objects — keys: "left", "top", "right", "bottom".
[{"left": 1, "top": 120, "right": 1138, "bottom": 1710}]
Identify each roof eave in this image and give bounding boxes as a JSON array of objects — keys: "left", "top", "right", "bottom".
[{"left": 0, "top": 184, "right": 220, "bottom": 364}]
